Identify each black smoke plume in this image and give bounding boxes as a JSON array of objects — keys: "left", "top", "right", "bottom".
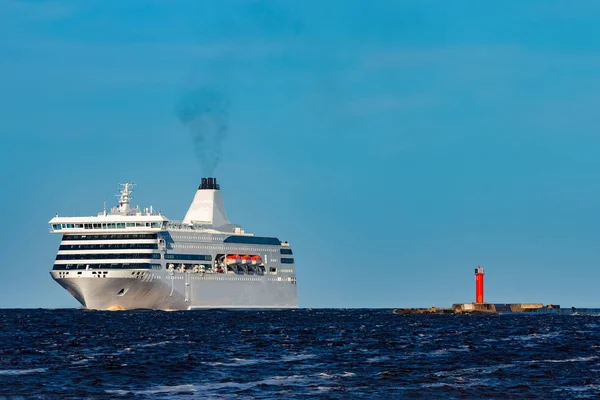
[
  {"left": 176, "top": 88, "right": 229, "bottom": 176},
  {"left": 176, "top": 3, "right": 304, "bottom": 175}
]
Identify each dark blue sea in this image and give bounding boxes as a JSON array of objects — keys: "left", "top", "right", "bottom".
[{"left": 2, "top": 309, "right": 600, "bottom": 399}]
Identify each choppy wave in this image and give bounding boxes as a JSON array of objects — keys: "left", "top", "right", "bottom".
[
  {"left": 520, "top": 356, "right": 598, "bottom": 364},
  {"left": 0, "top": 368, "right": 47, "bottom": 375},
  {"left": 106, "top": 372, "right": 355, "bottom": 397},
  {"left": 2, "top": 309, "right": 600, "bottom": 398}
]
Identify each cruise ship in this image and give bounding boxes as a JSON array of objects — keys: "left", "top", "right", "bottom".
[{"left": 48, "top": 178, "right": 298, "bottom": 310}]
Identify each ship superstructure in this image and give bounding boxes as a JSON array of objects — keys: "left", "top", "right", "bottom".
[{"left": 48, "top": 178, "right": 298, "bottom": 310}]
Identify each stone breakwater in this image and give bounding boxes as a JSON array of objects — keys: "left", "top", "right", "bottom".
[{"left": 394, "top": 303, "right": 566, "bottom": 315}]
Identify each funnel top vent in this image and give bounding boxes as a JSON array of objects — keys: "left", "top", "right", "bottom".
[{"left": 199, "top": 177, "right": 220, "bottom": 190}]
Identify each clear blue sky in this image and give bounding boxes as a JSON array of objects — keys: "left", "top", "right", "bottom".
[{"left": 2, "top": 1, "right": 600, "bottom": 308}]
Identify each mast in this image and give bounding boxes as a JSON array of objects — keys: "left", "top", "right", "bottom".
[{"left": 118, "top": 182, "right": 135, "bottom": 214}]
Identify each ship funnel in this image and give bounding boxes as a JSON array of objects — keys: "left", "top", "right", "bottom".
[
  {"left": 183, "top": 177, "right": 229, "bottom": 227},
  {"left": 199, "top": 177, "right": 220, "bottom": 190}
]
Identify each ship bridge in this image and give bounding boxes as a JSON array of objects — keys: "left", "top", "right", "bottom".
[{"left": 49, "top": 182, "right": 168, "bottom": 234}]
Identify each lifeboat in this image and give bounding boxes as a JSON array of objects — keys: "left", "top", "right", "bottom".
[
  {"left": 240, "top": 255, "right": 252, "bottom": 265},
  {"left": 225, "top": 254, "right": 240, "bottom": 265},
  {"left": 250, "top": 255, "right": 263, "bottom": 265}
]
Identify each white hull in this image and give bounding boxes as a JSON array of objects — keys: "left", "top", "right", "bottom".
[{"left": 50, "top": 269, "right": 298, "bottom": 311}]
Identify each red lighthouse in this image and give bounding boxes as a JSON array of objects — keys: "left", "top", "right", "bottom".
[{"left": 475, "top": 265, "right": 485, "bottom": 303}]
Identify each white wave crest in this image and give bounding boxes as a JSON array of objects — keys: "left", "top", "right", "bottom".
[{"left": 0, "top": 368, "right": 47, "bottom": 375}]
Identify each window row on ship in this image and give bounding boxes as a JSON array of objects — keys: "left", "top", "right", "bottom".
[
  {"left": 169, "top": 235, "right": 281, "bottom": 245},
  {"left": 170, "top": 244, "right": 287, "bottom": 254},
  {"left": 53, "top": 222, "right": 163, "bottom": 230},
  {"left": 55, "top": 253, "right": 213, "bottom": 261},
  {"left": 60, "top": 234, "right": 289, "bottom": 250},
  {"left": 56, "top": 253, "right": 162, "bottom": 260},
  {"left": 53, "top": 263, "right": 162, "bottom": 270},
  {"left": 62, "top": 234, "right": 158, "bottom": 241},
  {"left": 55, "top": 253, "right": 293, "bottom": 264},
  {"left": 52, "top": 263, "right": 294, "bottom": 275},
  {"left": 58, "top": 243, "right": 158, "bottom": 250},
  {"left": 61, "top": 233, "right": 283, "bottom": 246},
  {"left": 57, "top": 244, "right": 282, "bottom": 254}
]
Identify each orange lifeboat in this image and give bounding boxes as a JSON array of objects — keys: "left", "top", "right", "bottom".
[
  {"left": 250, "top": 255, "right": 263, "bottom": 265},
  {"left": 225, "top": 254, "right": 240, "bottom": 265},
  {"left": 240, "top": 255, "right": 252, "bottom": 265}
]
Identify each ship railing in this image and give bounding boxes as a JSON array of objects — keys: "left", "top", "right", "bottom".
[{"left": 163, "top": 221, "right": 212, "bottom": 231}]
